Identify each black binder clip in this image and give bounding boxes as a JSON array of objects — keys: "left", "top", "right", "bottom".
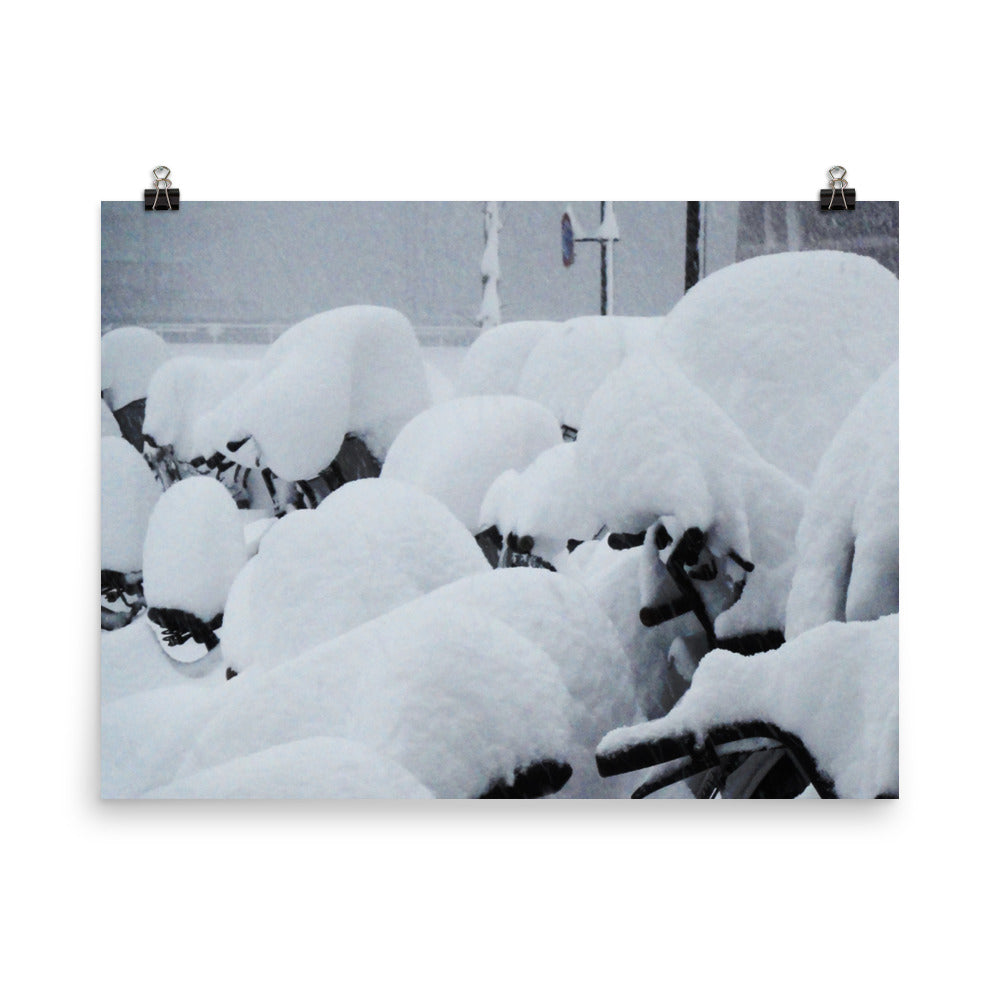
[
  {"left": 819, "top": 165, "right": 855, "bottom": 210},
  {"left": 144, "top": 166, "right": 180, "bottom": 211}
]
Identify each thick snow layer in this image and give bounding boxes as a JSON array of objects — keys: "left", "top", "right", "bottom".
[
  {"left": 101, "top": 437, "right": 162, "bottom": 572},
  {"left": 421, "top": 569, "right": 635, "bottom": 746},
  {"left": 423, "top": 361, "right": 456, "bottom": 404},
  {"left": 102, "top": 682, "right": 226, "bottom": 798},
  {"left": 714, "top": 560, "right": 795, "bottom": 639},
  {"left": 101, "top": 398, "right": 121, "bottom": 438},
  {"left": 222, "top": 478, "right": 489, "bottom": 675},
  {"left": 203, "top": 306, "right": 430, "bottom": 481},
  {"left": 785, "top": 363, "right": 899, "bottom": 639},
  {"left": 142, "top": 478, "right": 247, "bottom": 620},
  {"left": 558, "top": 542, "right": 690, "bottom": 720},
  {"left": 146, "top": 738, "right": 434, "bottom": 799},
  {"left": 381, "top": 395, "right": 562, "bottom": 531},
  {"left": 143, "top": 356, "right": 257, "bottom": 459},
  {"left": 102, "top": 617, "right": 226, "bottom": 704},
  {"left": 657, "top": 251, "right": 898, "bottom": 485},
  {"left": 479, "top": 443, "right": 602, "bottom": 560},
  {"left": 517, "top": 315, "right": 661, "bottom": 430},
  {"left": 181, "top": 600, "right": 574, "bottom": 798},
  {"left": 599, "top": 615, "right": 899, "bottom": 798},
  {"left": 101, "top": 326, "right": 169, "bottom": 411},
  {"left": 458, "top": 321, "right": 562, "bottom": 396},
  {"left": 576, "top": 352, "right": 805, "bottom": 570}
]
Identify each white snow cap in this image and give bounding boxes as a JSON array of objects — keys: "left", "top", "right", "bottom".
[
  {"left": 575, "top": 351, "right": 805, "bottom": 570},
  {"left": 785, "top": 363, "right": 898, "bottom": 639},
  {"left": 458, "top": 320, "right": 562, "bottom": 396},
  {"left": 558, "top": 541, "right": 689, "bottom": 720},
  {"left": 518, "top": 315, "right": 662, "bottom": 431},
  {"left": 182, "top": 599, "right": 575, "bottom": 798},
  {"left": 101, "top": 398, "right": 121, "bottom": 438},
  {"left": 146, "top": 738, "right": 434, "bottom": 799},
  {"left": 479, "top": 442, "right": 601, "bottom": 559},
  {"left": 101, "top": 326, "right": 169, "bottom": 411},
  {"left": 382, "top": 395, "right": 562, "bottom": 531},
  {"left": 599, "top": 615, "right": 899, "bottom": 799},
  {"left": 222, "top": 477, "right": 489, "bottom": 675},
  {"left": 203, "top": 306, "right": 430, "bottom": 482},
  {"left": 142, "top": 477, "right": 247, "bottom": 620},
  {"left": 423, "top": 361, "right": 456, "bottom": 404},
  {"left": 143, "top": 355, "right": 257, "bottom": 459},
  {"left": 658, "top": 251, "right": 898, "bottom": 485},
  {"left": 420, "top": 569, "right": 635, "bottom": 749},
  {"left": 101, "top": 437, "right": 162, "bottom": 572}
]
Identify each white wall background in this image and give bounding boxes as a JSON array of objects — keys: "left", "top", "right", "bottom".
[{"left": 2, "top": 4, "right": 994, "bottom": 1000}]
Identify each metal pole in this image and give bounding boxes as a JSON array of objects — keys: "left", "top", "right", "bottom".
[
  {"left": 599, "top": 201, "right": 608, "bottom": 315},
  {"left": 685, "top": 201, "right": 701, "bottom": 292}
]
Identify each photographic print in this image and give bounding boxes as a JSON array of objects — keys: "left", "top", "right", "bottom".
[{"left": 101, "top": 200, "right": 899, "bottom": 799}]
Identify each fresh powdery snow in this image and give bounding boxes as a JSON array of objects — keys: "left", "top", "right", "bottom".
[
  {"left": 517, "top": 315, "right": 662, "bottom": 432},
  {"left": 102, "top": 681, "right": 227, "bottom": 797},
  {"left": 657, "top": 251, "right": 898, "bottom": 485},
  {"left": 714, "top": 560, "right": 796, "bottom": 640},
  {"left": 146, "top": 738, "right": 434, "bottom": 799},
  {"left": 423, "top": 361, "right": 456, "bottom": 404},
  {"left": 381, "top": 395, "right": 562, "bottom": 530},
  {"left": 416, "top": 569, "right": 638, "bottom": 797},
  {"left": 222, "top": 478, "right": 490, "bottom": 675},
  {"left": 479, "top": 443, "right": 602, "bottom": 561},
  {"left": 558, "top": 541, "right": 693, "bottom": 720},
  {"left": 422, "top": 569, "right": 635, "bottom": 745},
  {"left": 576, "top": 352, "right": 805, "bottom": 570},
  {"left": 598, "top": 615, "right": 899, "bottom": 799},
  {"left": 143, "top": 355, "right": 258, "bottom": 460},
  {"left": 785, "top": 363, "right": 899, "bottom": 639},
  {"left": 178, "top": 600, "right": 575, "bottom": 798},
  {"left": 101, "top": 437, "right": 162, "bottom": 573},
  {"left": 458, "top": 320, "right": 562, "bottom": 396},
  {"left": 101, "top": 398, "right": 121, "bottom": 438},
  {"left": 201, "top": 306, "right": 430, "bottom": 482},
  {"left": 101, "top": 326, "right": 169, "bottom": 411},
  {"left": 102, "top": 617, "right": 226, "bottom": 705},
  {"left": 142, "top": 477, "right": 247, "bottom": 621}
]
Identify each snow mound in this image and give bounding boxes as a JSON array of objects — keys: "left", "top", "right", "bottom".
[
  {"left": 142, "top": 477, "right": 247, "bottom": 620},
  {"left": 420, "top": 569, "right": 635, "bottom": 747},
  {"left": 101, "top": 326, "right": 169, "bottom": 411},
  {"left": 598, "top": 615, "right": 899, "bottom": 798},
  {"left": 101, "top": 398, "right": 121, "bottom": 438},
  {"left": 785, "top": 363, "right": 898, "bottom": 639},
  {"left": 182, "top": 600, "right": 574, "bottom": 798},
  {"left": 657, "top": 251, "right": 898, "bottom": 484},
  {"left": 222, "top": 478, "right": 489, "bottom": 675},
  {"left": 146, "top": 738, "right": 434, "bottom": 799},
  {"left": 381, "top": 395, "right": 562, "bottom": 530},
  {"left": 144, "top": 356, "right": 257, "bottom": 460},
  {"left": 102, "top": 617, "right": 226, "bottom": 704},
  {"left": 101, "top": 437, "right": 162, "bottom": 572},
  {"left": 102, "top": 682, "right": 226, "bottom": 798},
  {"left": 479, "top": 443, "right": 601, "bottom": 561},
  {"left": 459, "top": 321, "right": 562, "bottom": 396},
  {"left": 576, "top": 352, "right": 805, "bottom": 570},
  {"left": 202, "top": 306, "right": 430, "bottom": 482},
  {"left": 714, "top": 560, "right": 795, "bottom": 640},
  {"left": 423, "top": 361, "right": 456, "bottom": 404},
  {"left": 518, "top": 315, "right": 661, "bottom": 432},
  {"left": 559, "top": 542, "right": 692, "bottom": 720}
]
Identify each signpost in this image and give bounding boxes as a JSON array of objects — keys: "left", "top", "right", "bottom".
[{"left": 561, "top": 201, "right": 620, "bottom": 315}]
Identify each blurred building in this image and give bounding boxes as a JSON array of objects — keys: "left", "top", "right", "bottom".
[{"left": 736, "top": 202, "right": 898, "bottom": 275}]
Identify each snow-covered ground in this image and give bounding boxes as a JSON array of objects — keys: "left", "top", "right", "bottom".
[{"left": 102, "top": 250, "right": 899, "bottom": 799}]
